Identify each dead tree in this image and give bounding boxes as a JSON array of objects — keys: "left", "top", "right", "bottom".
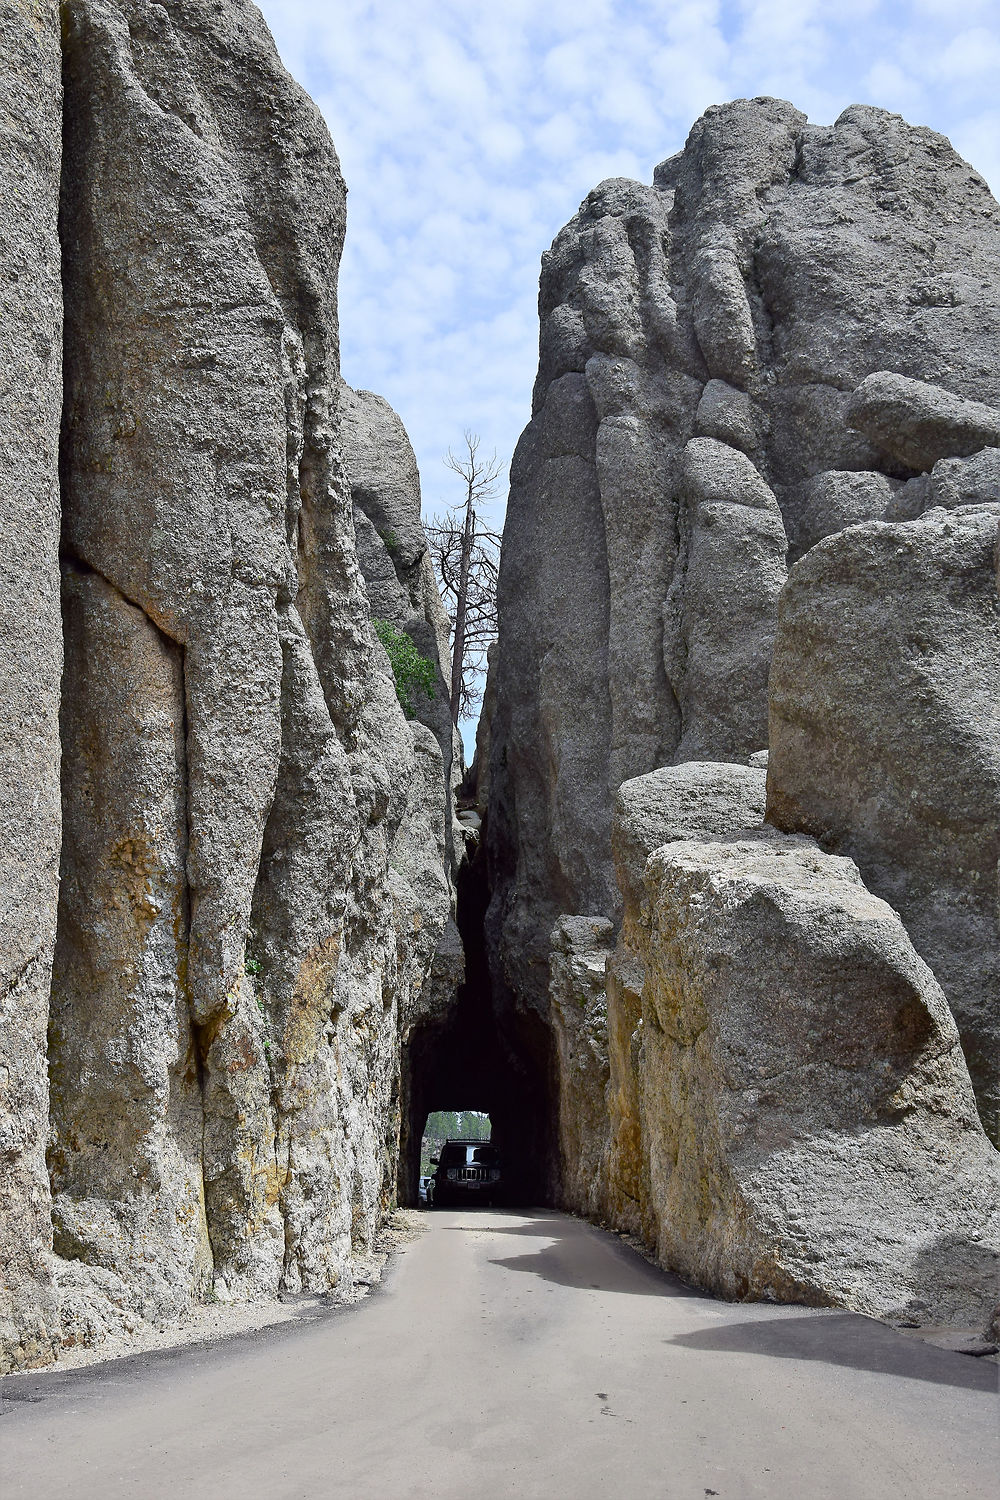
[{"left": 425, "top": 432, "right": 503, "bottom": 723}]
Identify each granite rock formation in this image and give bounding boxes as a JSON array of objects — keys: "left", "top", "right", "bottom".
[
  {"left": 768, "top": 502, "right": 1000, "bottom": 1142},
  {"left": 339, "top": 380, "right": 464, "bottom": 875},
  {"left": 610, "top": 833, "right": 1000, "bottom": 1325},
  {"left": 488, "top": 94, "right": 1000, "bottom": 1329},
  {"left": 1, "top": 0, "right": 453, "bottom": 1372},
  {"left": 550, "top": 762, "right": 768, "bottom": 1222},
  {"left": 489, "top": 98, "right": 1000, "bottom": 1025},
  {"left": 0, "top": 0, "right": 65, "bottom": 1376}
]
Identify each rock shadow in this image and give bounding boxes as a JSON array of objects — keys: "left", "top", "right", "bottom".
[{"left": 667, "top": 1312, "right": 999, "bottom": 1392}]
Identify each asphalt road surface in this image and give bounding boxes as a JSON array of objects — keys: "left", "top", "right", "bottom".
[{"left": 2, "top": 1209, "right": 997, "bottom": 1499}]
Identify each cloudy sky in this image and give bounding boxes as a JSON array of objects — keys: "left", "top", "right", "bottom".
[
  {"left": 256, "top": 1, "right": 998, "bottom": 741},
  {"left": 257, "top": 0, "right": 998, "bottom": 531}
]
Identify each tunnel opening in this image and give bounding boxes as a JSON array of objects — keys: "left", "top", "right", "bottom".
[{"left": 399, "top": 812, "right": 559, "bottom": 1210}]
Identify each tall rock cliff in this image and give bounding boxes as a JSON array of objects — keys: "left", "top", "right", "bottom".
[
  {"left": 0, "top": 0, "right": 64, "bottom": 1375},
  {"left": 1, "top": 0, "right": 453, "bottom": 1371},
  {"left": 488, "top": 97, "right": 1000, "bottom": 1116},
  {"left": 487, "top": 97, "right": 1000, "bottom": 1330}
]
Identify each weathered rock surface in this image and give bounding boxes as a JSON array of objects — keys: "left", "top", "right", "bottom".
[
  {"left": 611, "top": 761, "right": 767, "bottom": 923},
  {"left": 550, "top": 763, "right": 767, "bottom": 1222},
  {"left": 612, "top": 833, "right": 1000, "bottom": 1329},
  {"left": 339, "top": 381, "right": 463, "bottom": 874},
  {"left": 549, "top": 917, "right": 614, "bottom": 1218},
  {"left": 0, "top": 0, "right": 455, "bottom": 1371},
  {"left": 768, "top": 503, "right": 1000, "bottom": 1143},
  {"left": 603, "top": 763, "right": 770, "bottom": 1236},
  {"left": 847, "top": 371, "right": 1000, "bottom": 473},
  {"left": 885, "top": 445, "right": 1000, "bottom": 521},
  {"left": 50, "top": 567, "right": 211, "bottom": 1341},
  {"left": 488, "top": 97, "right": 1000, "bottom": 1040},
  {"left": 790, "top": 470, "right": 897, "bottom": 560},
  {"left": 0, "top": 0, "right": 64, "bottom": 1376},
  {"left": 665, "top": 439, "right": 787, "bottom": 762}
]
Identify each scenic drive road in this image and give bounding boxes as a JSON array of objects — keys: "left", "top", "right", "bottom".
[{"left": 2, "top": 1210, "right": 997, "bottom": 1500}]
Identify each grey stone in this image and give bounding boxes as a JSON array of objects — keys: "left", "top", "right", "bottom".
[
  {"left": 392, "top": 722, "right": 454, "bottom": 1031},
  {"left": 612, "top": 761, "right": 767, "bottom": 926},
  {"left": 847, "top": 372, "right": 1000, "bottom": 473},
  {"left": 549, "top": 917, "right": 614, "bottom": 1219},
  {"left": 664, "top": 439, "right": 787, "bottom": 762},
  {"left": 768, "top": 503, "right": 1000, "bottom": 1142},
  {"left": 609, "top": 833, "right": 1000, "bottom": 1330},
  {"left": 339, "top": 381, "right": 461, "bottom": 876},
  {"left": 340, "top": 386, "right": 429, "bottom": 573},
  {"left": 886, "top": 451, "right": 1000, "bottom": 521},
  {"left": 790, "top": 470, "right": 896, "bottom": 561},
  {"left": 39, "top": 0, "right": 451, "bottom": 1350},
  {"left": 695, "top": 379, "right": 764, "bottom": 458},
  {"left": 490, "top": 98, "right": 1000, "bottom": 1050},
  {"left": 0, "top": 0, "right": 63, "bottom": 1374}
]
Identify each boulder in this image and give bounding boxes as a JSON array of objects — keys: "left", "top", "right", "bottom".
[
  {"left": 789, "top": 470, "right": 896, "bottom": 561},
  {"left": 618, "top": 833, "right": 1000, "bottom": 1330},
  {"left": 612, "top": 761, "right": 767, "bottom": 925},
  {"left": 768, "top": 503, "right": 1000, "bottom": 1142},
  {"left": 847, "top": 371, "right": 1000, "bottom": 473},
  {"left": 886, "top": 447, "right": 1000, "bottom": 521}
]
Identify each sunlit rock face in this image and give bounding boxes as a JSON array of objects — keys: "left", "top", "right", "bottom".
[
  {"left": 611, "top": 831, "right": 1000, "bottom": 1329},
  {"left": 0, "top": 0, "right": 453, "bottom": 1372},
  {"left": 487, "top": 95, "right": 1000, "bottom": 1314},
  {"left": 768, "top": 501, "right": 1000, "bottom": 1144}
]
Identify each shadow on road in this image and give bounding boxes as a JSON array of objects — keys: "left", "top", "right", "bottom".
[
  {"left": 444, "top": 1210, "right": 702, "bottom": 1297},
  {"left": 442, "top": 1213, "right": 1000, "bottom": 1393},
  {"left": 667, "top": 1312, "right": 1000, "bottom": 1393}
]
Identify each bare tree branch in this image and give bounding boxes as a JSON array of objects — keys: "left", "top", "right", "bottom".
[{"left": 425, "top": 432, "right": 504, "bottom": 724}]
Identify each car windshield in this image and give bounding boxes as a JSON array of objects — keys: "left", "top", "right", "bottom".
[
  {"left": 439, "top": 1145, "right": 470, "bottom": 1165},
  {"left": 439, "top": 1143, "right": 498, "bottom": 1166}
]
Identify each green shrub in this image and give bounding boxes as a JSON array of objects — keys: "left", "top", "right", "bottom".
[{"left": 374, "top": 619, "right": 436, "bottom": 718}]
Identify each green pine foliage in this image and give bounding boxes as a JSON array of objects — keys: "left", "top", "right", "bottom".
[
  {"left": 374, "top": 618, "right": 436, "bottom": 718},
  {"left": 420, "top": 1110, "right": 491, "bottom": 1175}
]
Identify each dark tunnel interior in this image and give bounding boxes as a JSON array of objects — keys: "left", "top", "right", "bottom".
[{"left": 397, "top": 826, "right": 559, "bottom": 1208}]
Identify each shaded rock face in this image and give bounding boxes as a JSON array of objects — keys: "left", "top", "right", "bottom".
[
  {"left": 613, "top": 834, "right": 1000, "bottom": 1329},
  {"left": 488, "top": 96, "right": 1000, "bottom": 1034},
  {"left": 337, "top": 384, "right": 471, "bottom": 1207},
  {"left": 1, "top": 0, "right": 452, "bottom": 1371},
  {"left": 768, "top": 504, "right": 1000, "bottom": 1143},
  {"left": 0, "top": 0, "right": 64, "bottom": 1376},
  {"left": 339, "top": 382, "right": 463, "bottom": 875}
]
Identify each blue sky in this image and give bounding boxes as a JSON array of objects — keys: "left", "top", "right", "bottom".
[{"left": 256, "top": 1, "right": 999, "bottom": 742}]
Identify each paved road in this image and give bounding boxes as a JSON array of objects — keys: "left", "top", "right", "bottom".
[{"left": 2, "top": 1210, "right": 997, "bottom": 1499}]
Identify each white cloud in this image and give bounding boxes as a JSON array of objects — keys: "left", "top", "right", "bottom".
[{"left": 255, "top": 0, "right": 1000, "bottom": 742}]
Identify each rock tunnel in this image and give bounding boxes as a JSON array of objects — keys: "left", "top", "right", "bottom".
[{"left": 397, "top": 816, "right": 559, "bottom": 1210}]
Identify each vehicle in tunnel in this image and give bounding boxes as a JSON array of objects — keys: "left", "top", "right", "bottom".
[
  {"left": 430, "top": 1139, "right": 502, "bottom": 1207},
  {"left": 418, "top": 1175, "right": 434, "bottom": 1206}
]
